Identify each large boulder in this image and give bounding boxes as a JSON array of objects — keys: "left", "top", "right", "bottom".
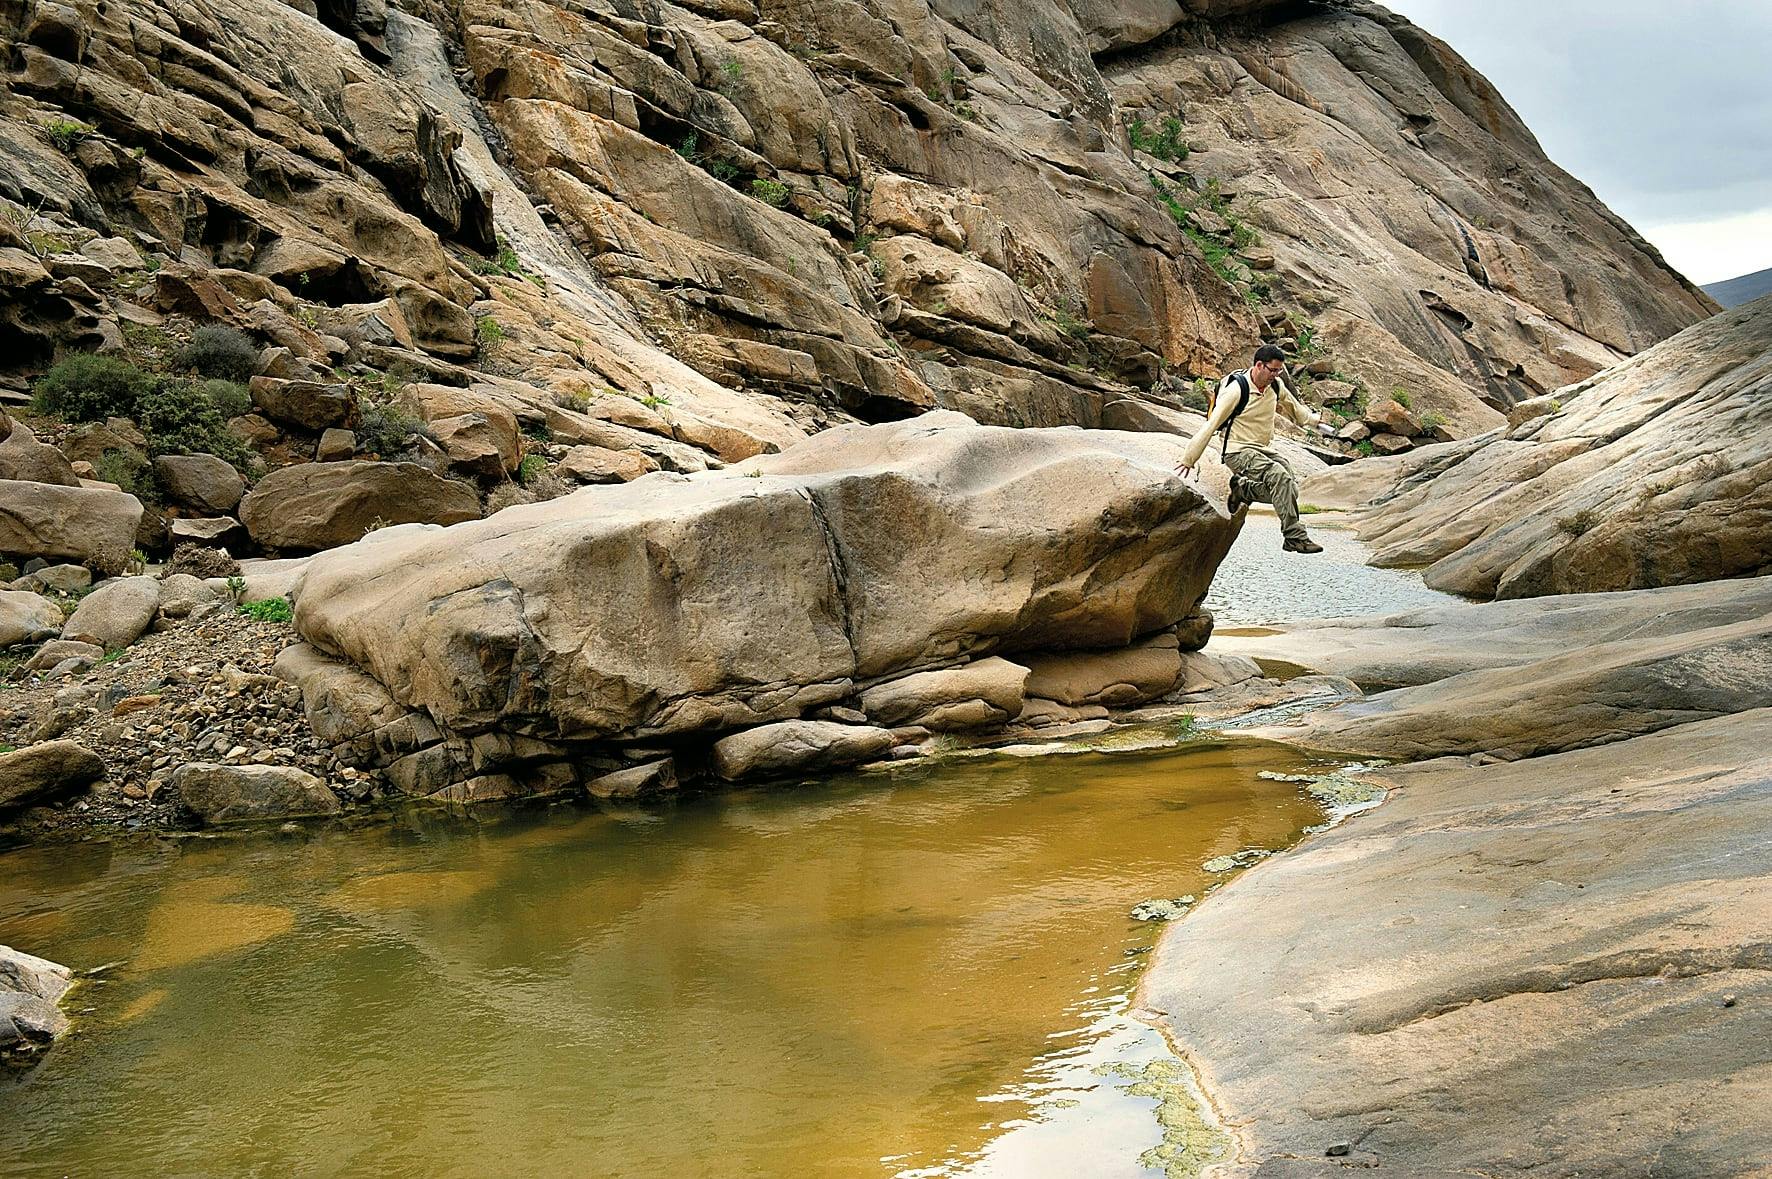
[
  {"left": 61, "top": 576, "right": 161, "bottom": 650},
  {"left": 0, "top": 590, "right": 62, "bottom": 647},
  {"left": 238, "top": 461, "right": 482, "bottom": 551},
  {"left": 170, "top": 762, "right": 343, "bottom": 824},
  {"left": 0, "top": 741, "right": 106, "bottom": 811},
  {"left": 1334, "top": 296, "right": 1772, "bottom": 598},
  {"left": 290, "top": 414, "right": 1238, "bottom": 743},
  {"left": 153, "top": 454, "right": 245, "bottom": 513},
  {"left": 1147, "top": 709, "right": 1772, "bottom": 1178},
  {"left": 0, "top": 480, "right": 144, "bottom": 574}
]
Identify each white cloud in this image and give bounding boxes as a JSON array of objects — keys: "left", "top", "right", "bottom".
[{"left": 1641, "top": 209, "right": 1772, "bottom": 288}]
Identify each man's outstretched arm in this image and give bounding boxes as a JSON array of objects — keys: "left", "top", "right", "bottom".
[{"left": 1175, "top": 380, "right": 1239, "bottom": 474}]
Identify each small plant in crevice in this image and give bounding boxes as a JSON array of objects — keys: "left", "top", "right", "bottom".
[
  {"left": 1391, "top": 387, "right": 1413, "bottom": 409},
  {"left": 1127, "top": 115, "right": 1189, "bottom": 163},
  {"left": 1557, "top": 508, "right": 1601, "bottom": 537},
  {"left": 750, "top": 178, "right": 789, "bottom": 208},
  {"left": 354, "top": 402, "right": 433, "bottom": 460},
  {"left": 45, "top": 118, "right": 93, "bottom": 153},
  {"left": 475, "top": 315, "right": 506, "bottom": 349}
]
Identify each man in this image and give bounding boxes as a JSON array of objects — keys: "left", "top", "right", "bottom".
[{"left": 1174, "top": 344, "right": 1325, "bottom": 554}]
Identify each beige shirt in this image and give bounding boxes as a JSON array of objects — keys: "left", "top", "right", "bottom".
[{"left": 1179, "top": 370, "right": 1319, "bottom": 468}]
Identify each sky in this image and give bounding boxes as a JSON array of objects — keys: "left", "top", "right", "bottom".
[{"left": 1380, "top": 0, "right": 1772, "bottom": 287}]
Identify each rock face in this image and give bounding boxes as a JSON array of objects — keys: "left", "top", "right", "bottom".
[
  {"left": 1146, "top": 709, "right": 1772, "bottom": 1178},
  {"left": 284, "top": 414, "right": 1235, "bottom": 791},
  {"left": 152, "top": 454, "right": 246, "bottom": 514},
  {"left": 238, "top": 461, "right": 482, "bottom": 551},
  {"left": 170, "top": 762, "right": 343, "bottom": 824},
  {"left": 1311, "top": 295, "right": 1772, "bottom": 598},
  {"left": 0, "top": 480, "right": 144, "bottom": 574},
  {"left": 0, "top": 0, "right": 1709, "bottom": 502}
]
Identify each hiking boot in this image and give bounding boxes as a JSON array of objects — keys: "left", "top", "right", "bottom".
[
  {"left": 1282, "top": 536, "right": 1325, "bottom": 554},
  {"left": 1226, "top": 482, "right": 1248, "bottom": 515}
]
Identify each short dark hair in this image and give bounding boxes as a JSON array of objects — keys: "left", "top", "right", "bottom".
[{"left": 1254, "top": 343, "right": 1286, "bottom": 365}]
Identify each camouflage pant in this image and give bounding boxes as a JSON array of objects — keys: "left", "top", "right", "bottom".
[{"left": 1226, "top": 445, "right": 1308, "bottom": 542}]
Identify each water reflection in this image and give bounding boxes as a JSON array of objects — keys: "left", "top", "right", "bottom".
[{"left": 2, "top": 740, "right": 1325, "bottom": 1177}]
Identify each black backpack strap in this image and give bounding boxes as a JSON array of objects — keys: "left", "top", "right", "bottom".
[{"left": 1219, "top": 371, "right": 1252, "bottom": 461}]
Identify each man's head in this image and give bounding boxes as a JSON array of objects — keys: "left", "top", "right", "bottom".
[{"left": 1251, "top": 343, "right": 1286, "bottom": 387}]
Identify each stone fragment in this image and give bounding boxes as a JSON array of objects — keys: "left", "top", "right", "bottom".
[
  {"left": 157, "top": 572, "right": 225, "bottom": 619},
  {"left": 239, "top": 461, "right": 481, "bottom": 551},
  {"left": 315, "top": 428, "right": 356, "bottom": 461},
  {"left": 169, "top": 517, "right": 246, "bottom": 547},
  {"left": 430, "top": 410, "right": 519, "bottom": 479},
  {"left": 170, "top": 762, "right": 343, "bottom": 824},
  {"left": 22, "top": 639, "right": 102, "bottom": 672},
  {"left": 558, "top": 445, "right": 656, "bottom": 484},
  {"left": 711, "top": 721, "right": 895, "bottom": 780},
  {"left": 0, "top": 422, "right": 79, "bottom": 486},
  {"left": 248, "top": 376, "right": 354, "bottom": 431},
  {"left": 858, "top": 657, "right": 1029, "bottom": 730},
  {"left": 1023, "top": 634, "right": 1184, "bottom": 707},
  {"left": 585, "top": 758, "right": 677, "bottom": 800},
  {"left": 0, "top": 479, "right": 144, "bottom": 573}
]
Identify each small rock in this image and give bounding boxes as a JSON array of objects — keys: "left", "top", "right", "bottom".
[
  {"left": 0, "top": 741, "right": 106, "bottom": 811},
  {"left": 1326, "top": 1142, "right": 1352, "bottom": 1157},
  {"left": 170, "top": 762, "right": 343, "bottom": 825}
]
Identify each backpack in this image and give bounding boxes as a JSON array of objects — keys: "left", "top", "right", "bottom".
[{"left": 1208, "top": 370, "right": 1254, "bottom": 460}]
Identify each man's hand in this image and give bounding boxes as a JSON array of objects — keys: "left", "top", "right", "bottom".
[{"left": 1174, "top": 460, "right": 1194, "bottom": 479}]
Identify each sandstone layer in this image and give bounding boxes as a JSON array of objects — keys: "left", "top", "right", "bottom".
[
  {"left": 1302, "top": 293, "right": 1772, "bottom": 598},
  {"left": 1, "top": 0, "right": 1709, "bottom": 473}
]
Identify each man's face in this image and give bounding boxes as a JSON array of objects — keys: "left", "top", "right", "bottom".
[{"left": 1257, "top": 359, "right": 1285, "bottom": 377}]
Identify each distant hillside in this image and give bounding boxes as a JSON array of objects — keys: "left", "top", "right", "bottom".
[{"left": 1705, "top": 267, "right": 1772, "bottom": 308}]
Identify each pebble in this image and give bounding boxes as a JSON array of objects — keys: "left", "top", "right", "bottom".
[{"left": 1326, "top": 1142, "right": 1351, "bottom": 1157}]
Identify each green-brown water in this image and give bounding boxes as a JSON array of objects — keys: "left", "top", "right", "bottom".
[{"left": 2, "top": 740, "right": 1328, "bottom": 1177}]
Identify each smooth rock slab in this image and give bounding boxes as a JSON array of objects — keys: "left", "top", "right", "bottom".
[
  {"left": 585, "top": 758, "right": 677, "bottom": 800},
  {"left": 711, "top": 720, "right": 894, "bottom": 781},
  {"left": 171, "top": 762, "right": 343, "bottom": 824},
  {"left": 1147, "top": 710, "right": 1772, "bottom": 1178},
  {"left": 239, "top": 461, "right": 481, "bottom": 551},
  {"left": 61, "top": 576, "right": 160, "bottom": 649},
  {"left": 0, "top": 741, "right": 105, "bottom": 811},
  {"left": 1023, "top": 634, "right": 1184, "bottom": 706}
]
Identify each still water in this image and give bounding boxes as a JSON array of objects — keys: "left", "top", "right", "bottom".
[{"left": 3, "top": 740, "right": 1327, "bottom": 1177}]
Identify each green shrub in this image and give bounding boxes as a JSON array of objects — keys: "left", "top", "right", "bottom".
[
  {"left": 93, "top": 447, "right": 159, "bottom": 504},
  {"left": 476, "top": 316, "right": 505, "bottom": 346},
  {"left": 31, "top": 353, "right": 153, "bottom": 421},
  {"left": 238, "top": 596, "right": 294, "bottom": 623},
  {"left": 201, "top": 378, "right": 252, "bottom": 419},
  {"left": 176, "top": 325, "right": 260, "bottom": 381},
  {"left": 1128, "top": 115, "right": 1189, "bottom": 162},
  {"left": 552, "top": 390, "right": 592, "bottom": 413},
  {"left": 355, "top": 402, "right": 432, "bottom": 460},
  {"left": 750, "top": 178, "right": 789, "bottom": 208},
  {"left": 46, "top": 119, "right": 92, "bottom": 153},
  {"left": 516, "top": 454, "right": 549, "bottom": 485},
  {"left": 1392, "top": 387, "right": 1412, "bottom": 409},
  {"left": 135, "top": 379, "right": 252, "bottom": 466}
]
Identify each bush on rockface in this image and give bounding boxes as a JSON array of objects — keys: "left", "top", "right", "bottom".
[
  {"left": 134, "top": 380, "right": 254, "bottom": 469},
  {"left": 31, "top": 354, "right": 153, "bottom": 421},
  {"left": 93, "top": 446, "right": 160, "bottom": 504},
  {"left": 175, "top": 325, "right": 261, "bottom": 382},
  {"left": 201, "top": 378, "right": 252, "bottom": 419},
  {"left": 354, "top": 402, "right": 433, "bottom": 460}
]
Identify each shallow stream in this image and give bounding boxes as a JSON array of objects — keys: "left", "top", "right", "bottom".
[{"left": 3, "top": 741, "right": 1330, "bottom": 1177}]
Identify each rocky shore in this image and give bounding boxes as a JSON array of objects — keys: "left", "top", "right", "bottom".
[{"left": 1142, "top": 297, "right": 1772, "bottom": 1176}]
